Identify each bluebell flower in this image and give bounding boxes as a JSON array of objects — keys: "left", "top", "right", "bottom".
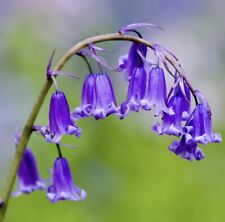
[
  {"left": 13, "top": 148, "right": 45, "bottom": 196},
  {"left": 37, "top": 91, "right": 81, "bottom": 143},
  {"left": 187, "top": 91, "right": 222, "bottom": 144},
  {"left": 118, "top": 42, "right": 147, "bottom": 80},
  {"left": 141, "top": 66, "right": 174, "bottom": 116},
  {"left": 152, "top": 77, "right": 191, "bottom": 136},
  {"left": 120, "top": 67, "right": 147, "bottom": 118},
  {"left": 47, "top": 157, "right": 86, "bottom": 203},
  {"left": 169, "top": 135, "right": 205, "bottom": 161},
  {"left": 73, "top": 73, "right": 118, "bottom": 120},
  {"left": 118, "top": 22, "right": 163, "bottom": 79}
]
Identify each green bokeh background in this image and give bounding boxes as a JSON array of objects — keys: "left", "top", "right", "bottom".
[{"left": 0, "top": 1, "right": 225, "bottom": 222}]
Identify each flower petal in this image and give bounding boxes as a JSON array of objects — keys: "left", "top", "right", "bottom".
[
  {"left": 47, "top": 157, "right": 86, "bottom": 203},
  {"left": 119, "top": 22, "right": 164, "bottom": 34}
]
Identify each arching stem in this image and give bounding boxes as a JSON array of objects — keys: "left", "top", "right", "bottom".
[{"left": 0, "top": 32, "right": 196, "bottom": 222}]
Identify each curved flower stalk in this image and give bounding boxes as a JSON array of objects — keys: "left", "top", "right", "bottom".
[
  {"left": 73, "top": 73, "right": 118, "bottom": 120},
  {"left": 47, "top": 157, "right": 86, "bottom": 203},
  {"left": 1, "top": 23, "right": 222, "bottom": 222}
]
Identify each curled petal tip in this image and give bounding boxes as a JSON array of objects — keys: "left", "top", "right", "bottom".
[
  {"left": 49, "top": 70, "right": 80, "bottom": 79},
  {"left": 80, "top": 46, "right": 114, "bottom": 70},
  {"left": 47, "top": 49, "right": 56, "bottom": 72},
  {"left": 119, "top": 22, "right": 164, "bottom": 34},
  {"left": 89, "top": 43, "right": 114, "bottom": 52}
]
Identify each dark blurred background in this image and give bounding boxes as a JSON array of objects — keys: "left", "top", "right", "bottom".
[{"left": 0, "top": 0, "right": 225, "bottom": 221}]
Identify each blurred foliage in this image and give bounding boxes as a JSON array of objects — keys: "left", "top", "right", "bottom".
[{"left": 5, "top": 118, "right": 225, "bottom": 222}]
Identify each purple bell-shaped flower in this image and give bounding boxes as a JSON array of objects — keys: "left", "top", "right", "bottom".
[
  {"left": 13, "top": 148, "right": 46, "bottom": 196},
  {"left": 152, "top": 77, "right": 191, "bottom": 136},
  {"left": 47, "top": 157, "right": 86, "bottom": 203},
  {"left": 141, "top": 66, "right": 174, "bottom": 116},
  {"left": 118, "top": 42, "right": 147, "bottom": 80},
  {"left": 73, "top": 73, "right": 118, "bottom": 120},
  {"left": 41, "top": 91, "right": 81, "bottom": 143},
  {"left": 73, "top": 73, "right": 96, "bottom": 118},
  {"left": 120, "top": 67, "right": 147, "bottom": 118},
  {"left": 169, "top": 135, "right": 205, "bottom": 161},
  {"left": 189, "top": 91, "right": 222, "bottom": 144}
]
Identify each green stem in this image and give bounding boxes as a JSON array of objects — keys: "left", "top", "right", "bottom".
[{"left": 0, "top": 32, "right": 187, "bottom": 222}]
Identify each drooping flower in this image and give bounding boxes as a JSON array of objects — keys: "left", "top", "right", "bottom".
[
  {"left": 118, "top": 42, "right": 147, "bottom": 80},
  {"left": 37, "top": 91, "right": 81, "bottom": 143},
  {"left": 152, "top": 76, "right": 191, "bottom": 136},
  {"left": 73, "top": 73, "right": 118, "bottom": 120},
  {"left": 188, "top": 91, "right": 222, "bottom": 144},
  {"left": 47, "top": 157, "right": 86, "bottom": 203},
  {"left": 120, "top": 67, "right": 147, "bottom": 118},
  {"left": 73, "top": 74, "right": 96, "bottom": 119},
  {"left": 13, "top": 148, "right": 46, "bottom": 196},
  {"left": 141, "top": 66, "right": 174, "bottom": 116},
  {"left": 169, "top": 135, "right": 205, "bottom": 161},
  {"left": 118, "top": 22, "right": 164, "bottom": 80}
]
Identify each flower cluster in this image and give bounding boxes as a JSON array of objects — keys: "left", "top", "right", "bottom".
[
  {"left": 14, "top": 130, "right": 85, "bottom": 203},
  {"left": 14, "top": 23, "right": 221, "bottom": 203}
]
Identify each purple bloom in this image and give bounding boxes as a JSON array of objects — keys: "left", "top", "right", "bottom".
[
  {"left": 118, "top": 42, "right": 147, "bottom": 80},
  {"left": 120, "top": 67, "right": 147, "bottom": 118},
  {"left": 141, "top": 66, "right": 174, "bottom": 116},
  {"left": 41, "top": 91, "right": 81, "bottom": 143},
  {"left": 152, "top": 77, "right": 191, "bottom": 136},
  {"left": 73, "top": 73, "right": 118, "bottom": 120},
  {"left": 188, "top": 91, "right": 222, "bottom": 144},
  {"left": 13, "top": 148, "right": 45, "bottom": 196},
  {"left": 47, "top": 157, "right": 86, "bottom": 203},
  {"left": 169, "top": 135, "right": 205, "bottom": 161}
]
